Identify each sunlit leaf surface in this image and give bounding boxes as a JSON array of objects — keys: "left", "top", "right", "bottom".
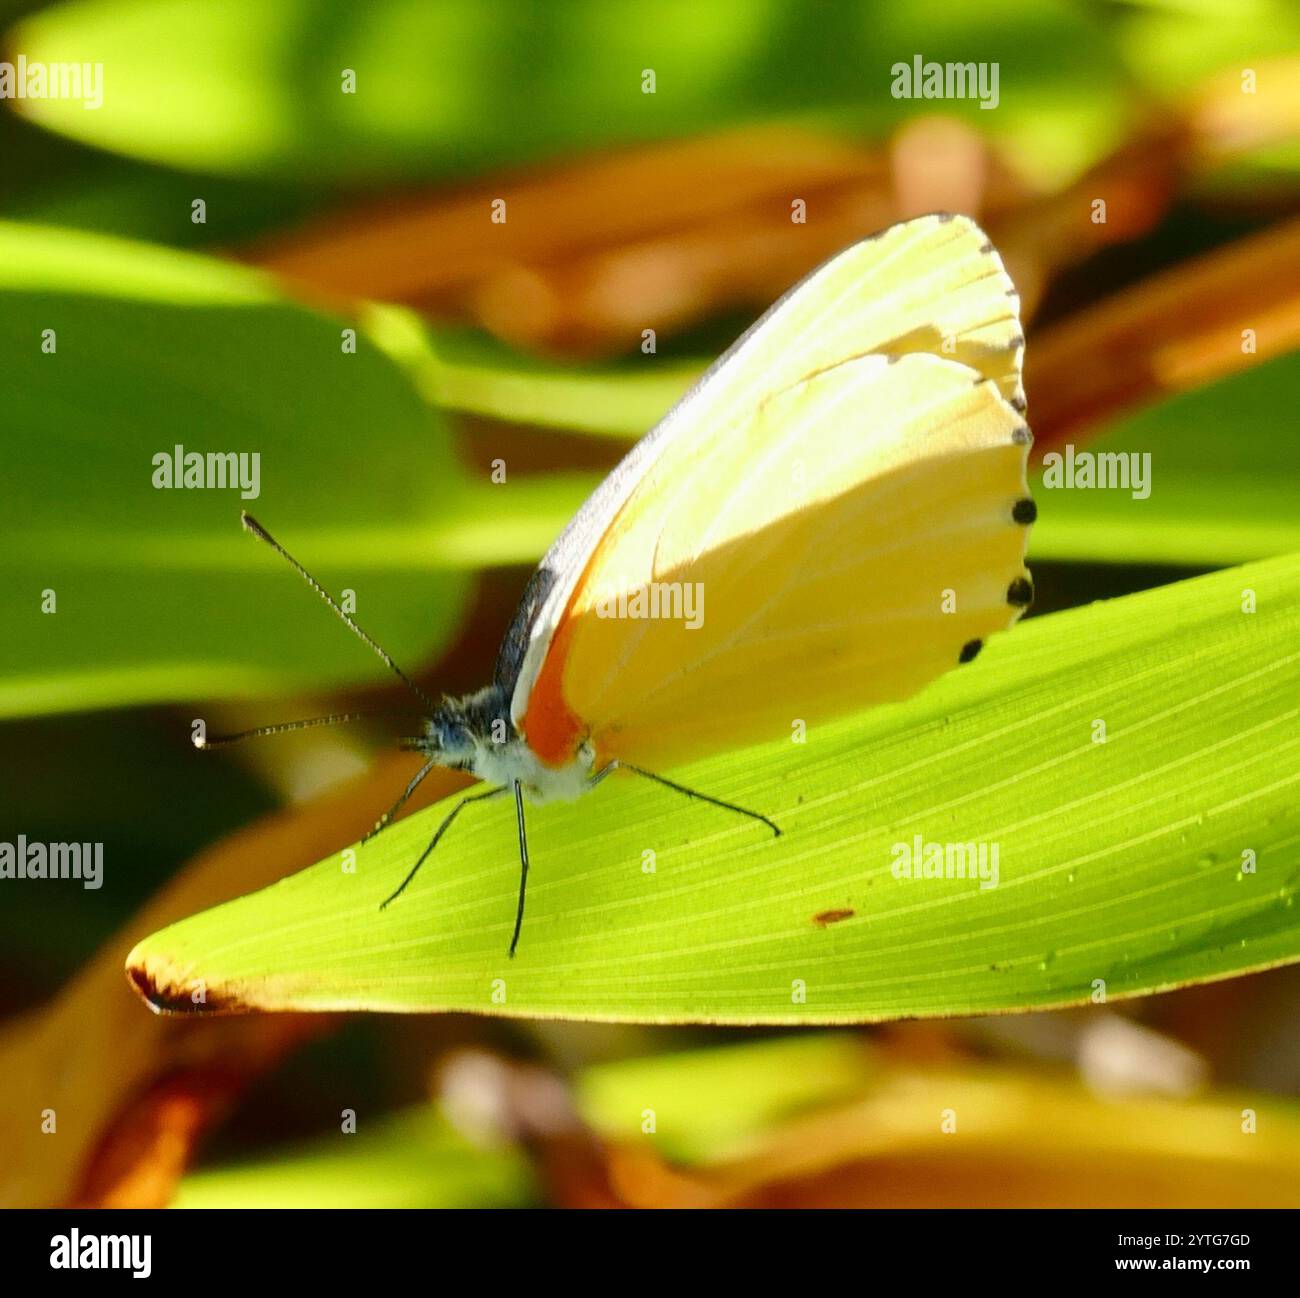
[{"left": 128, "top": 553, "right": 1300, "bottom": 1022}]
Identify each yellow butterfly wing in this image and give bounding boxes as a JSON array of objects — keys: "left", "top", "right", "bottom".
[{"left": 511, "top": 213, "right": 1032, "bottom": 771}]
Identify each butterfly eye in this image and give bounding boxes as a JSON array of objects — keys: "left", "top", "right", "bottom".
[{"left": 427, "top": 711, "right": 470, "bottom": 757}]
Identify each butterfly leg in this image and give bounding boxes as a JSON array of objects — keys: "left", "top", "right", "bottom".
[
  {"left": 613, "top": 762, "right": 781, "bottom": 837},
  {"left": 363, "top": 756, "right": 438, "bottom": 844},
  {"left": 509, "top": 780, "right": 530, "bottom": 958},
  {"left": 379, "top": 784, "right": 507, "bottom": 909},
  {"left": 586, "top": 761, "right": 619, "bottom": 791}
]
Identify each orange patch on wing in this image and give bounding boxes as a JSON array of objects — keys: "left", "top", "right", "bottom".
[
  {"left": 520, "top": 601, "right": 586, "bottom": 768},
  {"left": 521, "top": 494, "right": 641, "bottom": 768}
]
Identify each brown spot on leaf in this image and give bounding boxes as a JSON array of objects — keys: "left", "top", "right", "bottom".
[{"left": 812, "top": 908, "right": 856, "bottom": 927}]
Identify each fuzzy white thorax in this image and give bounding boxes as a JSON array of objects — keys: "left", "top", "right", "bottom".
[{"left": 471, "top": 736, "right": 596, "bottom": 804}]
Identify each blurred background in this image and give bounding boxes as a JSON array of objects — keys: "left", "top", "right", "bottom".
[{"left": 2, "top": 0, "right": 1300, "bottom": 1207}]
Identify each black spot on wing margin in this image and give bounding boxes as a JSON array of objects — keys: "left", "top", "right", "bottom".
[{"left": 1007, "top": 576, "right": 1034, "bottom": 609}]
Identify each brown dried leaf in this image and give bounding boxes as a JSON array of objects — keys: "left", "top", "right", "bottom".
[
  {"left": 246, "top": 123, "right": 1027, "bottom": 358},
  {"left": 0, "top": 752, "right": 467, "bottom": 1207},
  {"left": 1025, "top": 217, "right": 1300, "bottom": 450}
]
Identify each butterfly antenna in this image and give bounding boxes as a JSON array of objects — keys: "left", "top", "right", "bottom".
[
  {"left": 241, "top": 511, "right": 437, "bottom": 712},
  {"left": 195, "top": 710, "right": 428, "bottom": 750}
]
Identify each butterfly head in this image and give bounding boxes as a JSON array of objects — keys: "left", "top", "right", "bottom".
[{"left": 409, "top": 684, "right": 513, "bottom": 771}]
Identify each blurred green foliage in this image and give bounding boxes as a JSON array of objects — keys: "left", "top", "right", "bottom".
[
  {"left": 174, "top": 1105, "right": 536, "bottom": 1208},
  {"left": 0, "top": 224, "right": 594, "bottom": 717},
  {"left": 15, "top": 0, "right": 1126, "bottom": 183},
  {"left": 1031, "top": 352, "right": 1300, "bottom": 564}
]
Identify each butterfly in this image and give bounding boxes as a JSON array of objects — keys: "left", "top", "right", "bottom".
[{"left": 208, "top": 212, "right": 1034, "bottom": 956}]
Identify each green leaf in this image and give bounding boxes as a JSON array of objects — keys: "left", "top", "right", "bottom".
[
  {"left": 12, "top": 0, "right": 1127, "bottom": 185},
  {"left": 0, "top": 223, "right": 571, "bottom": 718},
  {"left": 1115, "top": 0, "right": 1300, "bottom": 98},
  {"left": 425, "top": 329, "right": 701, "bottom": 439},
  {"left": 1031, "top": 350, "right": 1300, "bottom": 566},
  {"left": 578, "top": 1034, "right": 873, "bottom": 1162},
  {"left": 127, "top": 553, "right": 1300, "bottom": 1023},
  {"left": 173, "top": 1108, "right": 535, "bottom": 1209}
]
